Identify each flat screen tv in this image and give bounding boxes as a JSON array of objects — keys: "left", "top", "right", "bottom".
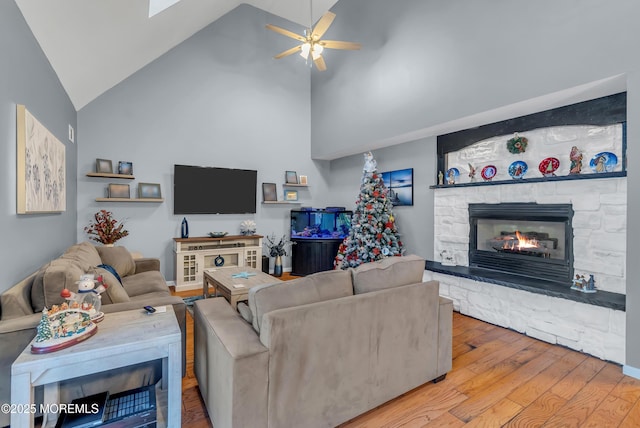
[{"left": 174, "top": 164, "right": 257, "bottom": 214}]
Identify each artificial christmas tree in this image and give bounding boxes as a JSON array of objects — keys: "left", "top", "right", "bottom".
[{"left": 335, "top": 152, "right": 404, "bottom": 269}]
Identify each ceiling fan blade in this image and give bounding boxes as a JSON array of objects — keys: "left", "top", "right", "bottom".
[
  {"left": 319, "top": 40, "right": 362, "bottom": 50},
  {"left": 274, "top": 45, "right": 302, "bottom": 59},
  {"left": 265, "top": 24, "right": 306, "bottom": 42},
  {"left": 314, "top": 55, "right": 327, "bottom": 71},
  {"left": 311, "top": 11, "right": 336, "bottom": 40}
]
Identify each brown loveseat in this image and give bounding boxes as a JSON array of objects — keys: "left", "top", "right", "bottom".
[
  {"left": 0, "top": 242, "right": 186, "bottom": 428},
  {"left": 193, "top": 255, "right": 452, "bottom": 428}
]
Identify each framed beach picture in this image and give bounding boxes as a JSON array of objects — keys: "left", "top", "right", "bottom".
[
  {"left": 262, "top": 183, "right": 277, "bottom": 202},
  {"left": 138, "top": 183, "right": 161, "bottom": 199},
  {"left": 381, "top": 168, "right": 414, "bottom": 206}
]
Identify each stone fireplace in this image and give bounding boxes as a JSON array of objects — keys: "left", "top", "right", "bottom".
[
  {"left": 426, "top": 178, "right": 626, "bottom": 364},
  {"left": 468, "top": 203, "right": 573, "bottom": 284},
  {"left": 424, "top": 93, "right": 627, "bottom": 364}
]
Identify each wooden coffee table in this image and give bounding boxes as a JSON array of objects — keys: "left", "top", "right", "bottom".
[{"left": 203, "top": 267, "right": 282, "bottom": 309}]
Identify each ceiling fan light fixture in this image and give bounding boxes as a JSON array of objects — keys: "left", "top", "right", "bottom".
[
  {"left": 312, "top": 43, "right": 324, "bottom": 60},
  {"left": 300, "top": 42, "right": 311, "bottom": 59}
]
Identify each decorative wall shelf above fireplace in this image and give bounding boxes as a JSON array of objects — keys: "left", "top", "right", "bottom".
[{"left": 429, "top": 170, "right": 626, "bottom": 189}]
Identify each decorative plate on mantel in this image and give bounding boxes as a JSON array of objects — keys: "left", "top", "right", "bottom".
[
  {"left": 481, "top": 165, "right": 497, "bottom": 181},
  {"left": 538, "top": 157, "right": 560, "bottom": 177},
  {"left": 590, "top": 152, "right": 618, "bottom": 173},
  {"left": 508, "top": 161, "right": 528, "bottom": 179}
]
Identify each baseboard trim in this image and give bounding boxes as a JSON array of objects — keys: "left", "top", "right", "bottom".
[{"left": 623, "top": 364, "right": 640, "bottom": 380}]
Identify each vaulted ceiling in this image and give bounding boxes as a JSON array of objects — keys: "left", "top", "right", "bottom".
[{"left": 16, "top": 0, "right": 339, "bottom": 110}]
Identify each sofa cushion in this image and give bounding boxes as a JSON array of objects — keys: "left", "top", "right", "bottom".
[
  {"left": 122, "top": 271, "right": 168, "bottom": 297},
  {"left": 89, "top": 267, "right": 130, "bottom": 304},
  {"left": 248, "top": 269, "right": 353, "bottom": 333},
  {"left": 96, "top": 246, "right": 136, "bottom": 278},
  {"left": 60, "top": 242, "right": 102, "bottom": 271},
  {"left": 31, "top": 259, "right": 84, "bottom": 312},
  {"left": 351, "top": 254, "right": 425, "bottom": 294}
]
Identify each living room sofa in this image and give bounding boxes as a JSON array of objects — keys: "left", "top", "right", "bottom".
[
  {"left": 193, "top": 254, "right": 452, "bottom": 428},
  {"left": 0, "top": 241, "right": 186, "bottom": 428}
]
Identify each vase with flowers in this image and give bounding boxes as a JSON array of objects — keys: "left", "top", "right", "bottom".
[
  {"left": 84, "top": 210, "right": 129, "bottom": 246},
  {"left": 264, "top": 234, "right": 294, "bottom": 277}
]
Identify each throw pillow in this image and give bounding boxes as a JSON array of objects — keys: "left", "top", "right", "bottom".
[
  {"left": 97, "top": 264, "right": 123, "bottom": 284},
  {"left": 96, "top": 246, "right": 136, "bottom": 278},
  {"left": 90, "top": 267, "right": 130, "bottom": 304}
]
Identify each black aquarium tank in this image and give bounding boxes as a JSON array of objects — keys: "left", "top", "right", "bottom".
[{"left": 290, "top": 208, "right": 352, "bottom": 275}]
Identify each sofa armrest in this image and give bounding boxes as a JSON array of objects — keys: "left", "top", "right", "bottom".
[
  {"left": 134, "top": 258, "right": 160, "bottom": 274},
  {"left": 193, "top": 298, "right": 268, "bottom": 428}
]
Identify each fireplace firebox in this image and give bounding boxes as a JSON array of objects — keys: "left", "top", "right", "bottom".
[{"left": 469, "top": 203, "right": 573, "bottom": 284}]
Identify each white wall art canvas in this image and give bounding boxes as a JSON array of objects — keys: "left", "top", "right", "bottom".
[{"left": 16, "top": 105, "right": 66, "bottom": 213}]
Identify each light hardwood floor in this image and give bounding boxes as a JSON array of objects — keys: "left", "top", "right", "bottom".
[{"left": 174, "top": 280, "right": 640, "bottom": 427}]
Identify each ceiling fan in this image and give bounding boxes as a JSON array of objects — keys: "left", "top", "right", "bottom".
[{"left": 265, "top": 7, "right": 361, "bottom": 71}]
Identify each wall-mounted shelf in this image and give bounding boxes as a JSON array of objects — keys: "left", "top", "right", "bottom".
[
  {"left": 86, "top": 172, "right": 135, "bottom": 180},
  {"left": 283, "top": 183, "right": 308, "bottom": 187},
  {"left": 429, "top": 171, "right": 626, "bottom": 189},
  {"left": 96, "top": 198, "right": 164, "bottom": 203},
  {"left": 262, "top": 201, "right": 301, "bottom": 205}
]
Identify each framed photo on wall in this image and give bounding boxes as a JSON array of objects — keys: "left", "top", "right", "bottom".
[
  {"left": 381, "top": 168, "right": 414, "bottom": 206},
  {"left": 118, "top": 161, "right": 133, "bottom": 175},
  {"left": 285, "top": 171, "right": 298, "bottom": 184},
  {"left": 108, "top": 183, "right": 130, "bottom": 199},
  {"left": 285, "top": 190, "right": 298, "bottom": 201},
  {"left": 96, "top": 159, "right": 113, "bottom": 174},
  {"left": 262, "top": 183, "right": 277, "bottom": 202},
  {"left": 138, "top": 183, "right": 161, "bottom": 199}
]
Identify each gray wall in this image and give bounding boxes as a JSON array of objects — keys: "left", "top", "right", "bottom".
[
  {"left": 314, "top": 0, "right": 640, "bottom": 369},
  {"left": 0, "top": 0, "right": 77, "bottom": 293},
  {"left": 77, "top": 5, "right": 331, "bottom": 279}
]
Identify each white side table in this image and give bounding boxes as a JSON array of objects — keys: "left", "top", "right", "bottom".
[{"left": 11, "top": 306, "right": 181, "bottom": 428}]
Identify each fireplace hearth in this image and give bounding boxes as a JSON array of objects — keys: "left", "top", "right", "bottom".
[{"left": 469, "top": 203, "right": 573, "bottom": 284}]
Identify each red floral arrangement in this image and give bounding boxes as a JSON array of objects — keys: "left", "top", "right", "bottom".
[{"left": 84, "top": 210, "right": 129, "bottom": 245}]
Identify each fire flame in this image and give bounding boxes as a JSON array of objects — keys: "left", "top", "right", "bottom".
[{"left": 503, "top": 231, "right": 540, "bottom": 251}]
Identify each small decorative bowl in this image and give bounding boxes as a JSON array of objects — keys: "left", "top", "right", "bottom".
[{"left": 208, "top": 232, "right": 228, "bottom": 238}]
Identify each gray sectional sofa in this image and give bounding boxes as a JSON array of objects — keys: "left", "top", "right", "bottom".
[
  {"left": 193, "top": 254, "right": 453, "bottom": 428},
  {"left": 0, "top": 242, "right": 186, "bottom": 428}
]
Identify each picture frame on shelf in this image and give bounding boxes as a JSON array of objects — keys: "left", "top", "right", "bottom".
[
  {"left": 108, "top": 183, "right": 130, "bottom": 199},
  {"left": 285, "top": 170, "right": 298, "bottom": 184},
  {"left": 118, "top": 161, "right": 133, "bottom": 175},
  {"left": 138, "top": 183, "right": 161, "bottom": 199},
  {"left": 96, "top": 159, "right": 113, "bottom": 174},
  {"left": 262, "top": 183, "right": 277, "bottom": 202},
  {"left": 299, "top": 175, "right": 308, "bottom": 185},
  {"left": 285, "top": 190, "right": 298, "bottom": 201}
]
